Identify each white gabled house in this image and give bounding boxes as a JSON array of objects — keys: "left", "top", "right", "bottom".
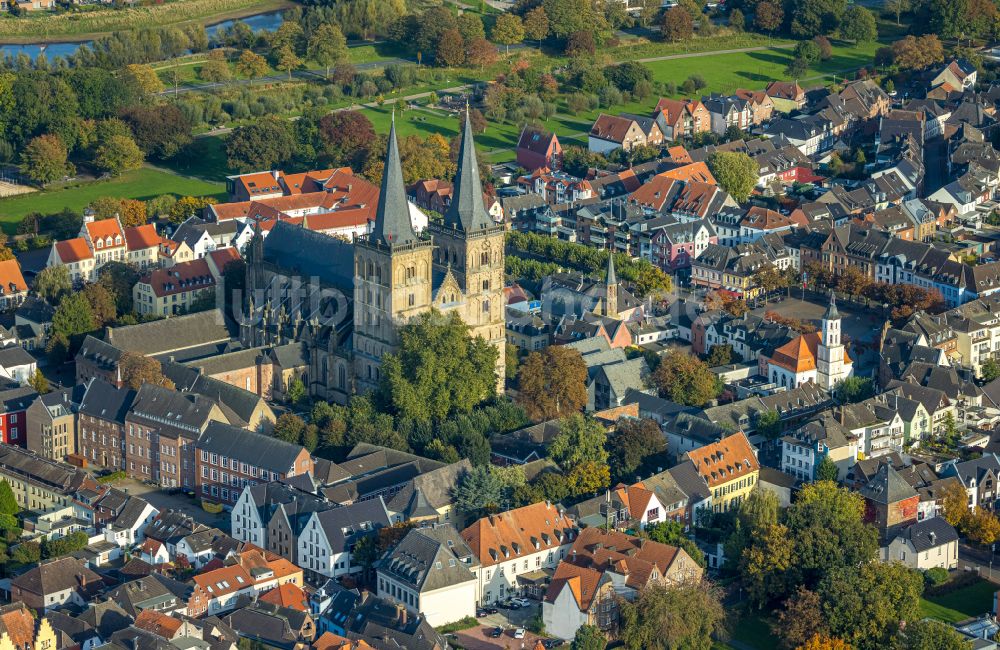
[{"left": 296, "top": 498, "right": 391, "bottom": 580}]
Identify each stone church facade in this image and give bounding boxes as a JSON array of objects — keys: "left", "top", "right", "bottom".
[{"left": 241, "top": 112, "right": 505, "bottom": 402}]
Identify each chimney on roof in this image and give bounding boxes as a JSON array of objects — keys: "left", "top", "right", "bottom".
[
  {"left": 929, "top": 531, "right": 936, "bottom": 545},
  {"left": 272, "top": 171, "right": 280, "bottom": 181}
]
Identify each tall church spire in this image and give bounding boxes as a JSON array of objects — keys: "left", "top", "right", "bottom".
[
  {"left": 606, "top": 251, "right": 618, "bottom": 287},
  {"left": 444, "top": 107, "right": 493, "bottom": 232},
  {"left": 371, "top": 116, "right": 417, "bottom": 247}
]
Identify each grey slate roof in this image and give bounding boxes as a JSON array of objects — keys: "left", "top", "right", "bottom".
[
  {"left": 894, "top": 517, "right": 959, "bottom": 552},
  {"left": 198, "top": 420, "right": 305, "bottom": 475},
  {"left": 128, "top": 383, "right": 219, "bottom": 439},
  {"left": 379, "top": 524, "right": 478, "bottom": 593},
  {"left": 0, "top": 345, "right": 35, "bottom": 368},
  {"left": 315, "top": 497, "right": 392, "bottom": 552},
  {"left": 105, "top": 309, "right": 233, "bottom": 356},
  {"left": 11, "top": 556, "right": 103, "bottom": 598},
  {"left": 79, "top": 378, "right": 136, "bottom": 424},
  {"left": 445, "top": 110, "right": 493, "bottom": 232},
  {"left": 859, "top": 463, "right": 918, "bottom": 505},
  {"left": 262, "top": 220, "right": 354, "bottom": 291},
  {"left": 371, "top": 120, "right": 418, "bottom": 247},
  {"left": 77, "top": 600, "right": 133, "bottom": 639}
]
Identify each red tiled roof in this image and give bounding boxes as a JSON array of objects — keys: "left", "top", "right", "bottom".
[
  {"left": 590, "top": 114, "right": 637, "bottom": 143},
  {"left": 461, "top": 501, "right": 577, "bottom": 568},
  {"left": 133, "top": 609, "right": 183, "bottom": 639},
  {"left": 139, "top": 258, "right": 215, "bottom": 298},
  {"left": 55, "top": 238, "right": 94, "bottom": 263},
  {"left": 770, "top": 331, "right": 851, "bottom": 373},
  {"left": 124, "top": 224, "right": 160, "bottom": 250},
  {"left": 685, "top": 432, "right": 759, "bottom": 488},
  {"left": 85, "top": 218, "right": 125, "bottom": 243},
  {"left": 0, "top": 259, "right": 28, "bottom": 294},
  {"left": 659, "top": 162, "right": 716, "bottom": 185},
  {"left": 259, "top": 583, "right": 308, "bottom": 612},
  {"left": 192, "top": 564, "right": 253, "bottom": 598}
]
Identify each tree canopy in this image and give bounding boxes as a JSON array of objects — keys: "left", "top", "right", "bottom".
[
  {"left": 517, "top": 346, "right": 588, "bottom": 421},
  {"left": 377, "top": 310, "right": 499, "bottom": 422}
]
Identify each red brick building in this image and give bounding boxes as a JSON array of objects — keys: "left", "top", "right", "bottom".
[{"left": 860, "top": 462, "right": 919, "bottom": 541}]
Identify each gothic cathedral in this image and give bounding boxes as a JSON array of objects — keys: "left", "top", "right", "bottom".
[{"left": 352, "top": 111, "right": 506, "bottom": 393}]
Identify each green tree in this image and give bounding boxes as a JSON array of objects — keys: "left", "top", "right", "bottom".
[
  {"left": 644, "top": 520, "right": 705, "bottom": 567},
  {"left": 226, "top": 117, "right": 295, "bottom": 173},
  {"left": 839, "top": 5, "right": 877, "bottom": 42},
  {"left": 273, "top": 45, "right": 303, "bottom": 80},
  {"left": 571, "top": 625, "right": 607, "bottom": 650},
  {"left": 899, "top": 619, "right": 970, "bottom": 650},
  {"left": 834, "top": 376, "right": 874, "bottom": 403},
  {"left": 286, "top": 377, "right": 307, "bottom": 405},
  {"left": 708, "top": 151, "right": 758, "bottom": 203},
  {"left": 94, "top": 133, "right": 144, "bottom": 176},
  {"left": 457, "top": 13, "right": 486, "bottom": 43},
  {"left": 21, "top": 134, "right": 72, "bottom": 186},
  {"left": 273, "top": 413, "right": 306, "bottom": 444},
  {"left": 11, "top": 541, "right": 40, "bottom": 566},
  {"left": 549, "top": 414, "right": 609, "bottom": 470},
  {"left": 236, "top": 49, "right": 269, "bottom": 85},
  {"left": 619, "top": 581, "right": 726, "bottom": 650},
  {"left": 0, "top": 480, "right": 18, "bottom": 516},
  {"left": 786, "top": 481, "right": 878, "bottom": 588},
  {"left": 815, "top": 456, "right": 839, "bottom": 482},
  {"left": 308, "top": 23, "right": 348, "bottom": 79},
  {"left": 523, "top": 6, "right": 550, "bottom": 46},
  {"left": 607, "top": 418, "right": 667, "bottom": 483},
  {"left": 34, "top": 265, "right": 72, "bottom": 304},
  {"left": 651, "top": 351, "right": 721, "bottom": 406},
  {"left": 42, "top": 530, "right": 88, "bottom": 559},
  {"left": 789, "top": 0, "right": 848, "bottom": 38},
  {"left": 517, "top": 346, "right": 588, "bottom": 421},
  {"left": 492, "top": 13, "right": 525, "bottom": 54},
  {"left": 706, "top": 344, "right": 734, "bottom": 367},
  {"left": 199, "top": 50, "right": 231, "bottom": 83},
  {"left": 740, "top": 522, "right": 793, "bottom": 607},
  {"left": 982, "top": 359, "right": 1000, "bottom": 382},
  {"left": 819, "top": 561, "right": 922, "bottom": 650},
  {"left": 776, "top": 587, "right": 827, "bottom": 649},
  {"left": 795, "top": 40, "right": 822, "bottom": 64},
  {"left": 51, "top": 293, "right": 96, "bottom": 342},
  {"left": 786, "top": 57, "right": 810, "bottom": 79},
  {"left": 928, "top": 0, "right": 969, "bottom": 39},
  {"left": 453, "top": 465, "right": 525, "bottom": 520},
  {"left": 26, "top": 369, "right": 49, "bottom": 395},
  {"left": 98, "top": 262, "right": 140, "bottom": 316},
  {"left": 377, "top": 311, "right": 498, "bottom": 422}
]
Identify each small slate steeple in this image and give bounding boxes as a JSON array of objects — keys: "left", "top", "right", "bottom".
[
  {"left": 371, "top": 115, "right": 418, "bottom": 247},
  {"left": 444, "top": 106, "right": 493, "bottom": 232},
  {"left": 606, "top": 250, "right": 618, "bottom": 287},
  {"left": 824, "top": 289, "right": 839, "bottom": 320}
]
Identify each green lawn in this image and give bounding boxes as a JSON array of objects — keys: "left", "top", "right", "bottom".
[
  {"left": 642, "top": 39, "right": 881, "bottom": 98},
  {"left": 0, "top": 167, "right": 224, "bottom": 231},
  {"left": 919, "top": 579, "right": 998, "bottom": 623}
]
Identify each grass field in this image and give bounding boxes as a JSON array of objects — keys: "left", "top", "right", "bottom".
[
  {"left": 0, "top": 167, "right": 224, "bottom": 231},
  {"left": 0, "top": 0, "right": 291, "bottom": 41},
  {"left": 919, "top": 579, "right": 998, "bottom": 623}
]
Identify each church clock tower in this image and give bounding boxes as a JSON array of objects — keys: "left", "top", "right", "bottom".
[{"left": 816, "top": 290, "right": 845, "bottom": 390}]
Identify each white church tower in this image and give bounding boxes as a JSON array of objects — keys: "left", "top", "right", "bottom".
[{"left": 817, "top": 290, "right": 851, "bottom": 389}]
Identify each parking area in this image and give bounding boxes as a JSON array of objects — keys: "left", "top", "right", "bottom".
[
  {"left": 457, "top": 603, "right": 565, "bottom": 649},
  {"left": 109, "top": 477, "right": 231, "bottom": 530},
  {"left": 452, "top": 625, "right": 559, "bottom": 650}
]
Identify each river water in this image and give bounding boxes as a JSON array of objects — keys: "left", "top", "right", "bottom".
[{"left": 0, "top": 9, "right": 284, "bottom": 61}]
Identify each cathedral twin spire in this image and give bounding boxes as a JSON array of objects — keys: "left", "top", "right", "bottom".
[
  {"left": 370, "top": 107, "right": 490, "bottom": 247},
  {"left": 370, "top": 115, "right": 419, "bottom": 247}
]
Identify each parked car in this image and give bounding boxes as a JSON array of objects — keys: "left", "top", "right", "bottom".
[
  {"left": 490, "top": 627, "right": 504, "bottom": 638},
  {"left": 511, "top": 597, "right": 531, "bottom": 607},
  {"left": 483, "top": 606, "right": 498, "bottom": 615},
  {"left": 514, "top": 628, "right": 526, "bottom": 639},
  {"left": 543, "top": 641, "right": 564, "bottom": 648}
]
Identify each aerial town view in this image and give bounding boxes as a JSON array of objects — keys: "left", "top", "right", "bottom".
[{"left": 4, "top": 0, "right": 1000, "bottom": 647}]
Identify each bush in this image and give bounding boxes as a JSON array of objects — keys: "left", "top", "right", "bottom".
[
  {"left": 436, "top": 616, "right": 478, "bottom": 633},
  {"left": 924, "top": 567, "right": 949, "bottom": 587}
]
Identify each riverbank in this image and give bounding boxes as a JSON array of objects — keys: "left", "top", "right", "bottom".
[{"left": 0, "top": 0, "right": 292, "bottom": 43}]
